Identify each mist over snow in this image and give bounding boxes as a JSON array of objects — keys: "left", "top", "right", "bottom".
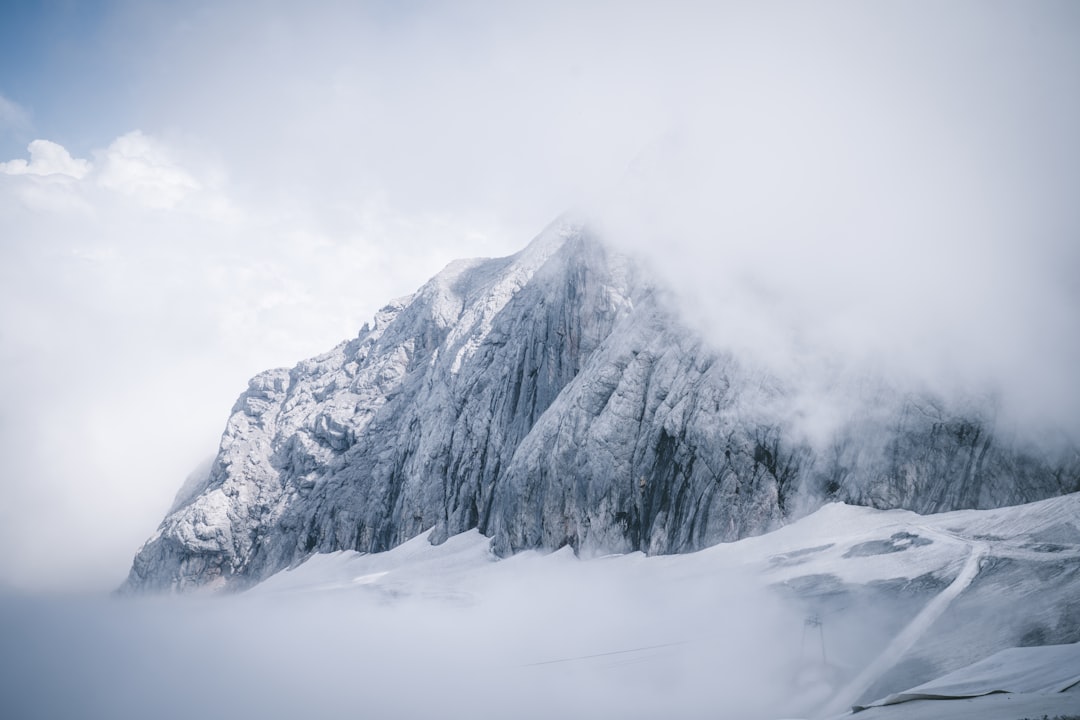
[
  {"left": 0, "top": 547, "right": 797, "bottom": 720},
  {"left": 1, "top": 0, "right": 1078, "bottom": 600},
  {"left": 8, "top": 495, "right": 1080, "bottom": 720}
]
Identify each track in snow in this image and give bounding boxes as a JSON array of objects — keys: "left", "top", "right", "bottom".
[{"left": 818, "top": 534, "right": 988, "bottom": 718}]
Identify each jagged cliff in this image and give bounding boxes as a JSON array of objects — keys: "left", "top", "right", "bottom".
[{"left": 123, "top": 219, "right": 1080, "bottom": 591}]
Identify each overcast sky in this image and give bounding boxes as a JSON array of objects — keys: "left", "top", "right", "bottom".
[{"left": 1, "top": 0, "right": 1078, "bottom": 592}]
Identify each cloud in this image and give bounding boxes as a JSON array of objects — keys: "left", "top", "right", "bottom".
[
  {"left": 578, "top": 1, "right": 1080, "bottom": 442},
  {"left": 95, "top": 131, "right": 201, "bottom": 209},
  {"left": 0, "top": 138, "right": 91, "bottom": 179}
]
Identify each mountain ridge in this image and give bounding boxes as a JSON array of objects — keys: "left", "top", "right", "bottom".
[{"left": 122, "top": 219, "right": 1080, "bottom": 592}]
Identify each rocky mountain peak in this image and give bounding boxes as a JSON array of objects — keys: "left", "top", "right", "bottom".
[{"left": 122, "top": 220, "right": 1079, "bottom": 592}]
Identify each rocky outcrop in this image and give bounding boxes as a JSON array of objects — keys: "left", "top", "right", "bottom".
[{"left": 122, "top": 219, "right": 1080, "bottom": 592}]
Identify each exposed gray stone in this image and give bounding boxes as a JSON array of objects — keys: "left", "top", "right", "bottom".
[{"left": 121, "top": 219, "right": 1080, "bottom": 592}]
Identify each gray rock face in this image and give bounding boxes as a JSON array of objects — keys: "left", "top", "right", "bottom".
[{"left": 122, "top": 219, "right": 1080, "bottom": 592}]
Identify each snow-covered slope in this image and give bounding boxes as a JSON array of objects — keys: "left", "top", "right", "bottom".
[
  {"left": 122, "top": 219, "right": 1080, "bottom": 592},
  {"left": 246, "top": 494, "right": 1080, "bottom": 719},
  {"left": 853, "top": 643, "right": 1080, "bottom": 711},
  {"left": 7, "top": 496, "right": 1078, "bottom": 720}
]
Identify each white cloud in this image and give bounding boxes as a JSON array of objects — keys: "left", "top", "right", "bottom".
[
  {"left": 95, "top": 130, "right": 202, "bottom": 209},
  {"left": 0, "top": 139, "right": 91, "bottom": 179}
]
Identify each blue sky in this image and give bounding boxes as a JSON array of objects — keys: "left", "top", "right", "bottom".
[
  {"left": 0, "top": 1, "right": 124, "bottom": 157},
  {"left": 0, "top": 1, "right": 439, "bottom": 159},
  {"left": 1, "top": 0, "right": 1078, "bottom": 591}
]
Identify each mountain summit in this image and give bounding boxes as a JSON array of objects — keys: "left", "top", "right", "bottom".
[{"left": 123, "top": 219, "right": 1079, "bottom": 592}]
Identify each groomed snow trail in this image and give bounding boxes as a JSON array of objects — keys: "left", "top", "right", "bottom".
[{"left": 818, "top": 535, "right": 988, "bottom": 718}]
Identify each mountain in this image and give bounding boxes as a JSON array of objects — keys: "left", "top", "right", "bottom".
[{"left": 122, "top": 218, "right": 1080, "bottom": 592}]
